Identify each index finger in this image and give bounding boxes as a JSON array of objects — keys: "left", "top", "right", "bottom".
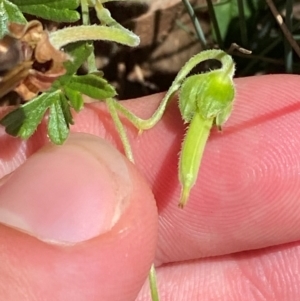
[
  {"left": 130, "top": 74, "right": 300, "bottom": 265},
  {"left": 1, "top": 75, "right": 300, "bottom": 266}
]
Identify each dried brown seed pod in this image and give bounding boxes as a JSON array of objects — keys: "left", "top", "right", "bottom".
[{"left": 0, "top": 20, "right": 69, "bottom": 102}]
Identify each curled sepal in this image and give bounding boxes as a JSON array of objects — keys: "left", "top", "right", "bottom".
[
  {"left": 179, "top": 70, "right": 235, "bottom": 124},
  {"left": 178, "top": 74, "right": 201, "bottom": 123}
]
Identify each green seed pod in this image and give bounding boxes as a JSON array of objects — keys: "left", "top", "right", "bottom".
[
  {"left": 179, "top": 111, "right": 213, "bottom": 208},
  {"left": 178, "top": 56, "right": 235, "bottom": 208}
]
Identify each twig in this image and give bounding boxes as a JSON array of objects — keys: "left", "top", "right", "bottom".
[{"left": 228, "top": 43, "right": 252, "bottom": 55}]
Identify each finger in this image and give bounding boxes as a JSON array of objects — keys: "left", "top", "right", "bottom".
[
  {"left": 0, "top": 133, "right": 158, "bottom": 301},
  {"left": 81, "top": 74, "right": 300, "bottom": 264},
  {"left": 1, "top": 75, "right": 300, "bottom": 264},
  {"left": 136, "top": 241, "right": 300, "bottom": 301},
  {"left": 125, "top": 74, "right": 300, "bottom": 264},
  {"left": 71, "top": 75, "right": 300, "bottom": 264}
]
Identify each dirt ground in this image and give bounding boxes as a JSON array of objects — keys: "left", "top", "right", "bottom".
[
  {"left": 2, "top": 0, "right": 297, "bottom": 104},
  {"left": 96, "top": 0, "right": 300, "bottom": 101},
  {"left": 96, "top": 0, "right": 212, "bottom": 100}
]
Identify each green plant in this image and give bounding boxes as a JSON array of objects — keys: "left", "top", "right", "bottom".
[
  {"left": 0, "top": 0, "right": 139, "bottom": 146},
  {"left": 0, "top": 1, "right": 236, "bottom": 300},
  {"left": 181, "top": 0, "right": 300, "bottom": 75},
  {"left": 112, "top": 49, "right": 235, "bottom": 208}
]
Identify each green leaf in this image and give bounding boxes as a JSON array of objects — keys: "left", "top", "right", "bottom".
[
  {"left": 51, "top": 42, "right": 94, "bottom": 89},
  {"left": 64, "top": 86, "right": 84, "bottom": 112},
  {"left": 67, "top": 74, "right": 117, "bottom": 100},
  {"left": 0, "top": 89, "right": 74, "bottom": 144},
  {"left": 213, "top": 1, "right": 233, "bottom": 41},
  {"left": 48, "top": 93, "right": 71, "bottom": 144},
  {"left": 11, "top": 0, "right": 79, "bottom": 8},
  {"left": 0, "top": 91, "right": 58, "bottom": 138},
  {"left": 11, "top": 0, "right": 80, "bottom": 23},
  {"left": 0, "top": 0, "right": 26, "bottom": 39},
  {"left": 63, "top": 42, "right": 94, "bottom": 76},
  {"left": 60, "top": 93, "right": 74, "bottom": 126},
  {"left": 213, "top": 0, "right": 262, "bottom": 41}
]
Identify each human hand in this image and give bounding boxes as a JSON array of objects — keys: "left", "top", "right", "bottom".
[{"left": 0, "top": 74, "right": 299, "bottom": 300}]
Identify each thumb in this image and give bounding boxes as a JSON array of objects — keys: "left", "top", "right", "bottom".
[{"left": 0, "top": 133, "right": 158, "bottom": 301}]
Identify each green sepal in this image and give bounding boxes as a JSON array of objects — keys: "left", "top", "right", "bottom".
[
  {"left": 0, "top": 0, "right": 26, "bottom": 39},
  {"left": 67, "top": 74, "right": 117, "bottom": 100},
  {"left": 179, "top": 75, "right": 199, "bottom": 122},
  {"left": 0, "top": 91, "right": 57, "bottom": 138},
  {"left": 179, "top": 71, "right": 234, "bottom": 122},
  {"left": 48, "top": 92, "right": 72, "bottom": 144},
  {"left": 11, "top": 0, "right": 80, "bottom": 23}
]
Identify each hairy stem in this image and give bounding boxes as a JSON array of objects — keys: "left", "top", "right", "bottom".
[
  {"left": 80, "top": 0, "right": 97, "bottom": 72},
  {"left": 113, "top": 50, "right": 234, "bottom": 130},
  {"left": 49, "top": 25, "right": 140, "bottom": 49}
]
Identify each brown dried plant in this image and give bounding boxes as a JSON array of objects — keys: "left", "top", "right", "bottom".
[{"left": 0, "top": 20, "right": 68, "bottom": 101}]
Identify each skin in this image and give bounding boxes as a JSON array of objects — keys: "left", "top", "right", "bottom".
[{"left": 0, "top": 74, "right": 300, "bottom": 300}]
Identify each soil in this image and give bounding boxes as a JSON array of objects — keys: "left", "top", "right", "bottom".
[
  {"left": 96, "top": 0, "right": 300, "bottom": 101},
  {"left": 94, "top": 0, "right": 213, "bottom": 100},
  {"left": 3, "top": 1, "right": 297, "bottom": 104}
]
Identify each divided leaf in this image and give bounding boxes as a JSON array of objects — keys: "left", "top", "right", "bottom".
[
  {"left": 67, "top": 74, "right": 117, "bottom": 100},
  {"left": 0, "top": 91, "right": 57, "bottom": 138},
  {"left": 11, "top": 0, "right": 80, "bottom": 23},
  {"left": 0, "top": 0, "right": 26, "bottom": 38},
  {"left": 62, "top": 42, "right": 94, "bottom": 76},
  {"left": 52, "top": 42, "right": 94, "bottom": 88},
  {"left": 0, "top": 89, "right": 77, "bottom": 144},
  {"left": 64, "top": 86, "right": 84, "bottom": 112},
  {"left": 48, "top": 93, "right": 72, "bottom": 144},
  {"left": 0, "top": 4, "right": 119, "bottom": 145}
]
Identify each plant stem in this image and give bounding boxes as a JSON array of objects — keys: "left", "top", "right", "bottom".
[
  {"left": 80, "top": 0, "right": 97, "bottom": 73},
  {"left": 149, "top": 264, "right": 160, "bottom": 301},
  {"left": 266, "top": 0, "right": 300, "bottom": 58},
  {"left": 49, "top": 25, "right": 140, "bottom": 49}
]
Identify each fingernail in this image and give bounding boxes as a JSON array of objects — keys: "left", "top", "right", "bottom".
[{"left": 0, "top": 133, "right": 132, "bottom": 243}]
